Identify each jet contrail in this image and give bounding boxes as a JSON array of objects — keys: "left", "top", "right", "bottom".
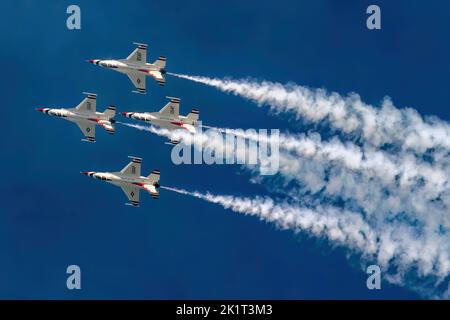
[
  {"left": 161, "top": 186, "right": 378, "bottom": 253},
  {"left": 161, "top": 186, "right": 450, "bottom": 298},
  {"left": 121, "top": 121, "right": 449, "bottom": 295},
  {"left": 164, "top": 75, "right": 449, "bottom": 235},
  {"left": 213, "top": 126, "right": 448, "bottom": 200},
  {"left": 123, "top": 121, "right": 448, "bottom": 199},
  {"left": 117, "top": 121, "right": 172, "bottom": 136},
  {"left": 128, "top": 73, "right": 450, "bottom": 297},
  {"left": 168, "top": 73, "right": 450, "bottom": 162},
  {"left": 119, "top": 121, "right": 449, "bottom": 217}
]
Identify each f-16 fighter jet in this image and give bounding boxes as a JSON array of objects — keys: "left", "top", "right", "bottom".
[
  {"left": 82, "top": 156, "right": 160, "bottom": 207},
  {"left": 121, "top": 97, "right": 199, "bottom": 144},
  {"left": 37, "top": 92, "right": 116, "bottom": 143},
  {"left": 88, "top": 42, "right": 166, "bottom": 94}
]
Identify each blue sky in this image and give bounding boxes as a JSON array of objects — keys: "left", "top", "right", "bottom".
[{"left": 0, "top": 0, "right": 448, "bottom": 299}]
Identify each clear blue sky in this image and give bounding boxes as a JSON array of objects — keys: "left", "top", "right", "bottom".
[{"left": 0, "top": 0, "right": 448, "bottom": 299}]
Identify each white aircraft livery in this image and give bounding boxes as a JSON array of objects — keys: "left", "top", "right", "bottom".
[
  {"left": 82, "top": 156, "right": 161, "bottom": 207},
  {"left": 122, "top": 96, "right": 200, "bottom": 144},
  {"left": 88, "top": 42, "right": 166, "bottom": 94},
  {"left": 37, "top": 92, "right": 116, "bottom": 143}
]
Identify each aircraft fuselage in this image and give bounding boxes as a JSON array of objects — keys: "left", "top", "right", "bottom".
[
  {"left": 123, "top": 112, "right": 196, "bottom": 133},
  {"left": 89, "top": 59, "right": 165, "bottom": 77},
  {"left": 82, "top": 171, "right": 157, "bottom": 189},
  {"left": 36, "top": 108, "right": 114, "bottom": 125}
]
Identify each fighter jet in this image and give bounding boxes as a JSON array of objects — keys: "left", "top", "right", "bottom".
[
  {"left": 37, "top": 92, "right": 116, "bottom": 143},
  {"left": 87, "top": 42, "right": 166, "bottom": 94},
  {"left": 82, "top": 156, "right": 160, "bottom": 207},
  {"left": 121, "top": 96, "right": 199, "bottom": 144}
]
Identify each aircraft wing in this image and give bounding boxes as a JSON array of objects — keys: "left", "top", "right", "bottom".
[
  {"left": 74, "top": 93, "right": 97, "bottom": 113},
  {"left": 121, "top": 185, "right": 140, "bottom": 206},
  {"left": 126, "top": 42, "right": 147, "bottom": 63},
  {"left": 127, "top": 72, "right": 146, "bottom": 94},
  {"left": 75, "top": 120, "right": 95, "bottom": 142},
  {"left": 159, "top": 97, "right": 180, "bottom": 117},
  {"left": 120, "top": 156, "right": 141, "bottom": 176}
]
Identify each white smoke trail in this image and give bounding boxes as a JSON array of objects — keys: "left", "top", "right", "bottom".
[
  {"left": 169, "top": 73, "right": 450, "bottom": 162},
  {"left": 118, "top": 121, "right": 173, "bottom": 136},
  {"left": 161, "top": 186, "right": 378, "bottom": 253},
  {"left": 161, "top": 186, "right": 450, "bottom": 298},
  {"left": 123, "top": 121, "right": 447, "bottom": 195},
  {"left": 120, "top": 121, "right": 448, "bottom": 220},
  {"left": 214, "top": 126, "right": 448, "bottom": 202},
  {"left": 120, "top": 121, "right": 449, "bottom": 215},
  {"left": 120, "top": 121, "right": 450, "bottom": 295}
]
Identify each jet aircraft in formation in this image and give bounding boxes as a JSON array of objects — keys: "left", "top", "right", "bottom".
[
  {"left": 88, "top": 42, "right": 166, "bottom": 94},
  {"left": 37, "top": 92, "right": 116, "bottom": 143},
  {"left": 39, "top": 43, "right": 202, "bottom": 206},
  {"left": 121, "top": 96, "right": 200, "bottom": 144},
  {"left": 82, "top": 156, "right": 160, "bottom": 207}
]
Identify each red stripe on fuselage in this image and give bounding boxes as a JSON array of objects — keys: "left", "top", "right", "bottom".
[
  {"left": 170, "top": 121, "right": 191, "bottom": 132},
  {"left": 132, "top": 182, "right": 145, "bottom": 187}
]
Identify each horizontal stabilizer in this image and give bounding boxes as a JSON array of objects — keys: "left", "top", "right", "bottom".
[
  {"left": 187, "top": 108, "right": 200, "bottom": 122},
  {"left": 149, "top": 70, "right": 165, "bottom": 86},
  {"left": 102, "top": 105, "right": 116, "bottom": 120},
  {"left": 147, "top": 169, "right": 160, "bottom": 185},
  {"left": 153, "top": 56, "right": 166, "bottom": 70}
]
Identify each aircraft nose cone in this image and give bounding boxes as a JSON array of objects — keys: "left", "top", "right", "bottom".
[
  {"left": 81, "top": 171, "right": 89, "bottom": 176},
  {"left": 87, "top": 59, "right": 101, "bottom": 65},
  {"left": 36, "top": 108, "right": 45, "bottom": 112}
]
